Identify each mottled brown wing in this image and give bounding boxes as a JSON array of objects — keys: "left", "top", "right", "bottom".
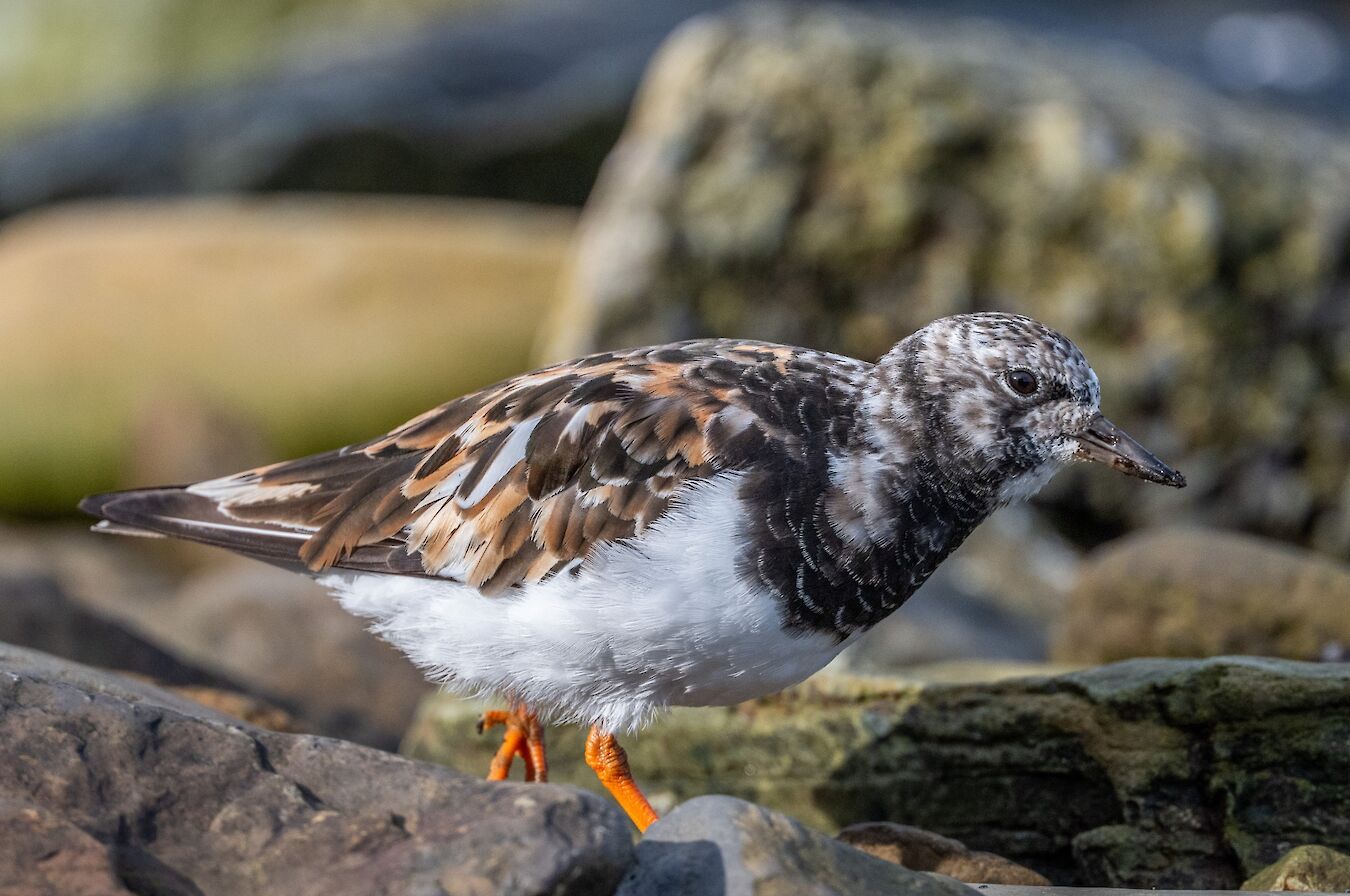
[{"left": 190, "top": 341, "right": 814, "bottom": 594}]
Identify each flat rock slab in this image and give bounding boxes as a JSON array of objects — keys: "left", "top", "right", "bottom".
[
  {"left": 0, "top": 643, "right": 632, "bottom": 896},
  {"left": 617, "top": 795, "right": 979, "bottom": 896},
  {"left": 407, "top": 657, "right": 1350, "bottom": 889}
]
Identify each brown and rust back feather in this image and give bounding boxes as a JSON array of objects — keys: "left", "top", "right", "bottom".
[{"left": 111, "top": 340, "right": 868, "bottom": 595}]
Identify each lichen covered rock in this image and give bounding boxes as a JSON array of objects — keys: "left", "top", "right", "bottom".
[
  {"left": 556, "top": 3, "right": 1350, "bottom": 556},
  {"left": 406, "top": 657, "right": 1350, "bottom": 888},
  {"left": 1242, "top": 845, "right": 1350, "bottom": 892}
]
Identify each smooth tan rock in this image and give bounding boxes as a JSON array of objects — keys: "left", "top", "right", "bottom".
[
  {"left": 1243, "top": 845, "right": 1350, "bottom": 892},
  {"left": 1054, "top": 528, "right": 1350, "bottom": 663},
  {"left": 838, "top": 822, "right": 1050, "bottom": 885},
  {"left": 0, "top": 196, "right": 574, "bottom": 514}
]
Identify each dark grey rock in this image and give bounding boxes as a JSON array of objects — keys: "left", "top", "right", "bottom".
[
  {"left": 0, "top": 523, "right": 431, "bottom": 749},
  {"left": 0, "top": 644, "right": 632, "bottom": 896},
  {"left": 150, "top": 556, "right": 434, "bottom": 750},
  {"left": 842, "top": 573, "right": 1049, "bottom": 671},
  {"left": 617, "top": 795, "right": 978, "bottom": 896},
  {"left": 0, "top": 571, "right": 242, "bottom": 690}
]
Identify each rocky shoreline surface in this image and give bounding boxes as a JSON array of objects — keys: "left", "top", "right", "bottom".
[{"left": 4, "top": 643, "right": 1348, "bottom": 894}]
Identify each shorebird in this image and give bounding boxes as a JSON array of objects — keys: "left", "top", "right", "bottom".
[{"left": 82, "top": 312, "right": 1184, "bottom": 830}]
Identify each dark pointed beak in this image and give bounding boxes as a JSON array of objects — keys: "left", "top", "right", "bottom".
[{"left": 1074, "top": 414, "right": 1186, "bottom": 488}]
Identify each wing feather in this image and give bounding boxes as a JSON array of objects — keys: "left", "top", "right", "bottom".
[{"left": 82, "top": 340, "right": 870, "bottom": 593}]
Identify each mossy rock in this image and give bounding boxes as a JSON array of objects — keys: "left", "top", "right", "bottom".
[
  {"left": 404, "top": 658, "right": 1350, "bottom": 888},
  {"left": 553, "top": 4, "right": 1350, "bottom": 557}
]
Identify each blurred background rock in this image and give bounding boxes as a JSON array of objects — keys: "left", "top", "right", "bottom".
[{"left": 0, "top": 0, "right": 1347, "bottom": 846}]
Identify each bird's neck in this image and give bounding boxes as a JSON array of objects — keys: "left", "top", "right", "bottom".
[
  {"left": 827, "top": 418, "right": 997, "bottom": 554},
  {"left": 772, "top": 372, "right": 998, "bottom": 636},
  {"left": 842, "top": 355, "right": 1003, "bottom": 530}
]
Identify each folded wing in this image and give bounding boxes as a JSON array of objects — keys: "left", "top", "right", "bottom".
[{"left": 83, "top": 341, "right": 836, "bottom": 594}]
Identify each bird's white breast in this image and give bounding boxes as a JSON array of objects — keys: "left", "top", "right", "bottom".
[{"left": 318, "top": 472, "right": 850, "bottom": 732}]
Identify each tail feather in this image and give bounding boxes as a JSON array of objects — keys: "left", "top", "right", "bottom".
[{"left": 79, "top": 488, "right": 426, "bottom": 577}]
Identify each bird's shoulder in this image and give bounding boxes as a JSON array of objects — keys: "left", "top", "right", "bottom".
[{"left": 196, "top": 339, "right": 870, "bottom": 593}]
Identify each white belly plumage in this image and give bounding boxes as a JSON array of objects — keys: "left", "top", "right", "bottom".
[{"left": 317, "top": 472, "right": 851, "bottom": 732}]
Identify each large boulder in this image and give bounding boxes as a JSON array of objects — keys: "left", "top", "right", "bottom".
[
  {"left": 0, "top": 644, "right": 633, "bottom": 896},
  {"left": 0, "top": 196, "right": 574, "bottom": 514},
  {"left": 405, "top": 657, "right": 1350, "bottom": 888},
  {"left": 616, "top": 795, "right": 978, "bottom": 896},
  {"left": 553, "top": 3, "right": 1350, "bottom": 557},
  {"left": 1054, "top": 528, "right": 1350, "bottom": 663}
]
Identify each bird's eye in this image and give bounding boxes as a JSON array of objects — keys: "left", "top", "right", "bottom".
[{"left": 1006, "top": 369, "right": 1039, "bottom": 396}]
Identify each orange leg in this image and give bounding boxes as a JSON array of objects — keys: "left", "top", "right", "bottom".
[
  {"left": 478, "top": 707, "right": 548, "bottom": 782},
  {"left": 585, "top": 726, "right": 658, "bottom": 832}
]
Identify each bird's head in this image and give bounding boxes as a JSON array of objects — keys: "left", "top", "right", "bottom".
[{"left": 868, "top": 312, "right": 1185, "bottom": 505}]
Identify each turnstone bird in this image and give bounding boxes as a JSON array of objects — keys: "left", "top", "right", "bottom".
[{"left": 81, "top": 312, "right": 1184, "bottom": 830}]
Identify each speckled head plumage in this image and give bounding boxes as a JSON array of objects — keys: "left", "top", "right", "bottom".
[{"left": 863, "top": 312, "right": 1182, "bottom": 506}]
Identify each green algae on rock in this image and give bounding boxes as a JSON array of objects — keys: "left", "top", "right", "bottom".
[{"left": 404, "top": 658, "right": 1350, "bottom": 888}]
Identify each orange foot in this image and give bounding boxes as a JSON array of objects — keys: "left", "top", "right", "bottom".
[
  {"left": 478, "top": 707, "right": 547, "bottom": 782},
  {"left": 585, "top": 727, "right": 659, "bottom": 832}
]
